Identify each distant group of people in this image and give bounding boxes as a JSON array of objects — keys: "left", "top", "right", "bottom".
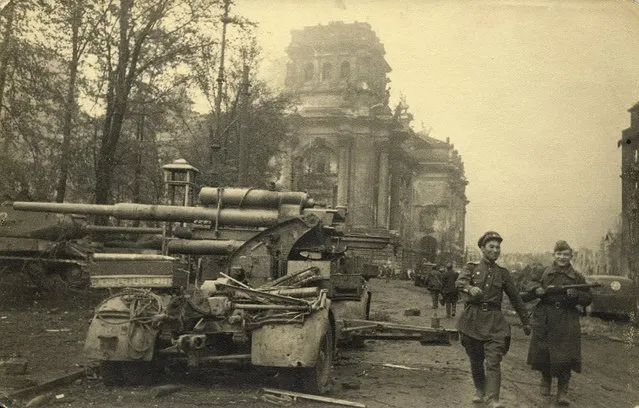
[{"left": 451, "top": 231, "right": 591, "bottom": 408}]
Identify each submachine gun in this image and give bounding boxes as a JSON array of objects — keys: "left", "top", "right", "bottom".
[
  {"left": 520, "top": 283, "right": 602, "bottom": 303},
  {"left": 11, "top": 161, "right": 458, "bottom": 394}
]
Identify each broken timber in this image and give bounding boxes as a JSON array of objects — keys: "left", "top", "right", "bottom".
[
  {"left": 262, "top": 388, "right": 366, "bottom": 408},
  {"left": 341, "top": 319, "right": 459, "bottom": 345}
]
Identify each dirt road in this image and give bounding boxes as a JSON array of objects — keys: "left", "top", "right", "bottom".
[{"left": 2, "top": 279, "right": 638, "bottom": 408}]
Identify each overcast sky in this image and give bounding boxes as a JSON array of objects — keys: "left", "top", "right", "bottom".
[{"left": 234, "top": 0, "right": 639, "bottom": 253}]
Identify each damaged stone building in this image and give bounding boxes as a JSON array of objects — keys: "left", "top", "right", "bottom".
[
  {"left": 276, "top": 22, "right": 468, "bottom": 270},
  {"left": 619, "top": 101, "right": 639, "bottom": 281}
]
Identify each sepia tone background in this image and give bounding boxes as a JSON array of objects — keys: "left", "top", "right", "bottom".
[{"left": 232, "top": 0, "right": 639, "bottom": 254}]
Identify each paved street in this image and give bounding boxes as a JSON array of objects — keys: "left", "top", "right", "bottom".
[{"left": 2, "top": 279, "right": 638, "bottom": 408}]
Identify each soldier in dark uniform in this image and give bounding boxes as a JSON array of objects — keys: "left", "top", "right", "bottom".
[
  {"left": 455, "top": 231, "right": 531, "bottom": 408},
  {"left": 524, "top": 240, "right": 592, "bottom": 406},
  {"left": 424, "top": 264, "right": 443, "bottom": 309},
  {"left": 440, "top": 262, "right": 459, "bottom": 317}
]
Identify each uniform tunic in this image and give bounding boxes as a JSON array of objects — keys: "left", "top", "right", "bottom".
[
  {"left": 455, "top": 258, "right": 531, "bottom": 402},
  {"left": 456, "top": 258, "right": 530, "bottom": 342},
  {"left": 525, "top": 263, "right": 592, "bottom": 374},
  {"left": 441, "top": 268, "right": 459, "bottom": 303}
]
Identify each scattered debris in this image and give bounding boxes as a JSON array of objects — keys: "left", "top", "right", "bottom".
[
  {"left": 3, "top": 376, "right": 38, "bottom": 389},
  {"left": 44, "top": 329, "right": 70, "bottom": 333},
  {"left": 601, "top": 384, "right": 624, "bottom": 392},
  {"left": 262, "top": 388, "right": 366, "bottom": 407},
  {"left": 25, "top": 392, "right": 53, "bottom": 407},
  {"left": 151, "top": 384, "right": 184, "bottom": 398},
  {"left": 382, "top": 363, "right": 420, "bottom": 371},
  {"left": 261, "top": 393, "right": 295, "bottom": 406},
  {"left": 403, "top": 308, "right": 420, "bottom": 316},
  {"left": 5, "top": 357, "right": 28, "bottom": 375},
  {"left": 341, "top": 379, "right": 361, "bottom": 390}
]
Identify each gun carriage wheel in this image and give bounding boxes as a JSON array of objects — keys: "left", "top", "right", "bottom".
[{"left": 277, "top": 324, "right": 334, "bottom": 395}]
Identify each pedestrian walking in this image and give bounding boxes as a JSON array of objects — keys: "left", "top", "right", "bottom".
[
  {"left": 440, "top": 262, "right": 459, "bottom": 317},
  {"left": 455, "top": 231, "right": 531, "bottom": 408},
  {"left": 524, "top": 240, "right": 592, "bottom": 406},
  {"left": 423, "top": 263, "right": 443, "bottom": 309}
]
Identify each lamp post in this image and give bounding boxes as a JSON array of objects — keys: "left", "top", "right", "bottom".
[{"left": 209, "top": 0, "right": 232, "bottom": 166}]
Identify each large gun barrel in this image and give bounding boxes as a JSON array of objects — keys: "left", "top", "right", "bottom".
[
  {"left": 83, "top": 225, "right": 163, "bottom": 234},
  {"left": 0, "top": 204, "right": 88, "bottom": 240},
  {"left": 166, "top": 239, "right": 243, "bottom": 255},
  {"left": 198, "top": 187, "right": 314, "bottom": 209},
  {"left": 338, "top": 233, "right": 391, "bottom": 250},
  {"left": 13, "top": 202, "right": 280, "bottom": 227}
]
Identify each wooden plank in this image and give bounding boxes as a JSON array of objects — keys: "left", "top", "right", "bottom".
[
  {"left": 343, "top": 319, "right": 458, "bottom": 334},
  {"left": 352, "top": 333, "right": 423, "bottom": 341},
  {"left": 7, "top": 365, "right": 98, "bottom": 400},
  {"left": 262, "top": 387, "right": 366, "bottom": 407}
]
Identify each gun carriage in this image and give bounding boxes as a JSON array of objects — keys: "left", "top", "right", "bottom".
[{"left": 11, "top": 159, "right": 457, "bottom": 394}]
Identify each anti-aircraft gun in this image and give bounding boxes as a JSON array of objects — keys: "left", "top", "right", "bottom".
[{"left": 12, "top": 159, "right": 457, "bottom": 394}]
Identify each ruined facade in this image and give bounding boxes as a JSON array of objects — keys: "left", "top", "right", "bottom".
[
  {"left": 278, "top": 22, "right": 468, "bottom": 269},
  {"left": 619, "top": 102, "right": 639, "bottom": 280}
]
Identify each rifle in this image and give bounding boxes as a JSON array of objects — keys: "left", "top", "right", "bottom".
[
  {"left": 519, "top": 283, "right": 601, "bottom": 302},
  {"left": 544, "top": 283, "right": 601, "bottom": 294}
]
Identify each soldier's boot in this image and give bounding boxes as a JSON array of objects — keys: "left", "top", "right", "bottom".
[
  {"left": 485, "top": 370, "right": 504, "bottom": 407},
  {"left": 445, "top": 303, "right": 452, "bottom": 318},
  {"left": 556, "top": 371, "right": 571, "bottom": 406},
  {"left": 451, "top": 302, "right": 456, "bottom": 317},
  {"left": 539, "top": 373, "right": 551, "bottom": 396},
  {"left": 470, "top": 359, "right": 485, "bottom": 403}
]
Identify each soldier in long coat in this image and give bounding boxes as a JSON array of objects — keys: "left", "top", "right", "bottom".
[
  {"left": 424, "top": 265, "right": 443, "bottom": 309},
  {"left": 440, "top": 262, "right": 459, "bottom": 317},
  {"left": 456, "top": 231, "right": 531, "bottom": 408},
  {"left": 524, "top": 240, "right": 591, "bottom": 406}
]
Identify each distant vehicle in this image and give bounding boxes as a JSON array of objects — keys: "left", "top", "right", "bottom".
[{"left": 584, "top": 275, "right": 637, "bottom": 319}]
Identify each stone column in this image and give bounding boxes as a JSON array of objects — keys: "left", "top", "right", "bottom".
[
  {"left": 376, "top": 149, "right": 390, "bottom": 228},
  {"left": 336, "top": 138, "right": 352, "bottom": 207},
  {"left": 279, "top": 141, "right": 294, "bottom": 190},
  {"left": 389, "top": 159, "right": 402, "bottom": 231},
  {"left": 350, "top": 135, "right": 377, "bottom": 228}
]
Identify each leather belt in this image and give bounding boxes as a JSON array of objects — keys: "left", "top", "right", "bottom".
[{"left": 468, "top": 302, "right": 501, "bottom": 312}]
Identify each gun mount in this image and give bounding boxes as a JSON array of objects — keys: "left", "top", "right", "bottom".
[{"left": 10, "top": 160, "right": 458, "bottom": 394}]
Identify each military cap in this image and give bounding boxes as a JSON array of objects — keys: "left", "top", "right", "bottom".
[
  {"left": 477, "top": 231, "right": 503, "bottom": 248},
  {"left": 554, "top": 240, "right": 572, "bottom": 252}
]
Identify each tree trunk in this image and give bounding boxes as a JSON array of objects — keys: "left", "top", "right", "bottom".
[
  {"left": 94, "top": 0, "right": 131, "bottom": 206},
  {"left": 55, "top": 2, "right": 81, "bottom": 203},
  {"left": 237, "top": 64, "right": 250, "bottom": 186},
  {"left": 133, "top": 113, "right": 144, "bottom": 202},
  {"left": 0, "top": 0, "right": 15, "bottom": 117}
]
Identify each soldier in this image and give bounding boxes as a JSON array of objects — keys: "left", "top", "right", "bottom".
[
  {"left": 524, "top": 240, "right": 592, "bottom": 406},
  {"left": 423, "top": 263, "right": 443, "bottom": 309},
  {"left": 455, "top": 231, "right": 531, "bottom": 408},
  {"left": 440, "top": 262, "right": 459, "bottom": 318}
]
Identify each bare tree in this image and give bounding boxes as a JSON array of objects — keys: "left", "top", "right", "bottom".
[
  {"left": 41, "top": 0, "right": 111, "bottom": 202},
  {"left": 92, "top": 0, "right": 219, "bottom": 205}
]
